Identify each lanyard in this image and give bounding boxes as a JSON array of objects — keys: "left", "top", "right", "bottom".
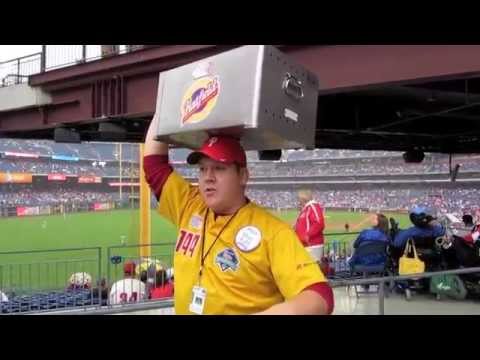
[{"left": 199, "top": 207, "right": 241, "bottom": 282}]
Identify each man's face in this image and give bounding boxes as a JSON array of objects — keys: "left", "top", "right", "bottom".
[{"left": 198, "top": 157, "right": 248, "bottom": 214}]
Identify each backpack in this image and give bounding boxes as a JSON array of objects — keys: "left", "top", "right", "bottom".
[{"left": 430, "top": 274, "right": 467, "bottom": 300}]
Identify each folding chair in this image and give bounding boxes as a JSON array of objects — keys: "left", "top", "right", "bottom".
[{"left": 348, "top": 242, "right": 389, "bottom": 297}]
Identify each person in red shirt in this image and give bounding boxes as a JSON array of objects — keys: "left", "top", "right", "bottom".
[
  {"left": 294, "top": 190, "right": 326, "bottom": 263},
  {"left": 451, "top": 213, "right": 480, "bottom": 268},
  {"left": 150, "top": 268, "right": 174, "bottom": 300}
]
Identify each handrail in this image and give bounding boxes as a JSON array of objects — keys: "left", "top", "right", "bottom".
[
  {"left": 0, "top": 246, "right": 102, "bottom": 256},
  {"left": 0, "top": 52, "right": 42, "bottom": 66},
  {"left": 329, "top": 266, "right": 480, "bottom": 287},
  {"left": 34, "top": 299, "right": 174, "bottom": 315},
  {"left": 329, "top": 266, "right": 480, "bottom": 315},
  {"left": 17, "top": 267, "right": 480, "bottom": 315}
]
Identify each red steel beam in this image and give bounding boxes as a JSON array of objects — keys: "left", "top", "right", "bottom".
[
  {"left": 4, "top": 45, "right": 480, "bottom": 133},
  {"left": 29, "top": 45, "right": 238, "bottom": 92},
  {"left": 285, "top": 45, "right": 480, "bottom": 93}
]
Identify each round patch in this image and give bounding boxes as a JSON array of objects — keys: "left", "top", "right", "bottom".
[
  {"left": 180, "top": 75, "right": 220, "bottom": 126},
  {"left": 235, "top": 226, "right": 262, "bottom": 252}
]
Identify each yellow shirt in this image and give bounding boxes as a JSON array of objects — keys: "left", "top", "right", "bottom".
[{"left": 158, "top": 171, "right": 326, "bottom": 315}]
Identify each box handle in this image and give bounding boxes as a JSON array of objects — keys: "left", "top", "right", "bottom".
[{"left": 282, "top": 73, "right": 304, "bottom": 100}]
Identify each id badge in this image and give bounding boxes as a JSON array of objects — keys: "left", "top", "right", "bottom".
[{"left": 189, "top": 285, "right": 207, "bottom": 315}]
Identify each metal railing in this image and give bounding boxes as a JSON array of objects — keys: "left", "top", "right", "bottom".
[
  {"left": 0, "top": 52, "right": 42, "bottom": 87},
  {"left": 43, "top": 267, "right": 480, "bottom": 316},
  {"left": 41, "top": 298, "right": 175, "bottom": 315},
  {"left": 4, "top": 244, "right": 479, "bottom": 315},
  {"left": 0, "top": 246, "right": 103, "bottom": 314},
  {"left": 330, "top": 266, "right": 480, "bottom": 315},
  {"left": 106, "top": 242, "right": 174, "bottom": 288},
  {"left": 0, "top": 46, "right": 153, "bottom": 88},
  {"left": 0, "top": 243, "right": 178, "bottom": 314}
]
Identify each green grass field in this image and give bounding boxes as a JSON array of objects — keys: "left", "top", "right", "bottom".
[{"left": 0, "top": 209, "right": 410, "bottom": 292}]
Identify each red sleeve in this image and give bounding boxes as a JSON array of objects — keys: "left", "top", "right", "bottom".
[
  {"left": 306, "top": 204, "right": 325, "bottom": 237},
  {"left": 303, "top": 282, "right": 334, "bottom": 315},
  {"left": 463, "top": 225, "right": 480, "bottom": 244},
  {"left": 294, "top": 209, "right": 308, "bottom": 245},
  {"left": 143, "top": 154, "right": 173, "bottom": 200}
]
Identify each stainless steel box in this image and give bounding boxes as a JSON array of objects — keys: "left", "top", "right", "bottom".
[{"left": 154, "top": 45, "right": 319, "bottom": 150}]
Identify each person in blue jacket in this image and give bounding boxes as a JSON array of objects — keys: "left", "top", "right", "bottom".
[
  {"left": 349, "top": 213, "right": 390, "bottom": 267},
  {"left": 392, "top": 206, "right": 445, "bottom": 250}
]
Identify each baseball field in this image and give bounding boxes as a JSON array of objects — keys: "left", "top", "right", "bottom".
[{"left": 0, "top": 209, "right": 411, "bottom": 292}]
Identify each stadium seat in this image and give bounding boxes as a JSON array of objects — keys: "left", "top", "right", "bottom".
[{"left": 349, "top": 242, "right": 390, "bottom": 297}]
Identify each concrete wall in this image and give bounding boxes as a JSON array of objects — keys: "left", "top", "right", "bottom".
[{"left": 0, "top": 83, "right": 52, "bottom": 112}]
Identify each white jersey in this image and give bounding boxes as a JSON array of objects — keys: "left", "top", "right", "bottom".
[
  {"left": 0, "top": 291, "right": 8, "bottom": 302},
  {"left": 109, "top": 278, "right": 146, "bottom": 305}
]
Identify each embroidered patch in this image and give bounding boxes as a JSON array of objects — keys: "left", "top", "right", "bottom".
[{"left": 215, "top": 248, "right": 240, "bottom": 272}]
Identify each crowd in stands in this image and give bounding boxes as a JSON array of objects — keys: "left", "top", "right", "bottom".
[
  {"left": 1, "top": 138, "right": 480, "bottom": 213},
  {"left": 4, "top": 155, "right": 480, "bottom": 179},
  {"left": 172, "top": 155, "right": 480, "bottom": 178},
  {"left": 2, "top": 184, "right": 478, "bottom": 213},
  {"left": 244, "top": 156, "right": 480, "bottom": 177},
  {"left": 0, "top": 139, "right": 139, "bottom": 161},
  {"left": 284, "top": 149, "right": 402, "bottom": 161},
  {"left": 0, "top": 158, "right": 139, "bottom": 177},
  {"left": 0, "top": 187, "right": 121, "bottom": 207},
  {"left": 2, "top": 139, "right": 480, "bottom": 179},
  {"left": 246, "top": 188, "right": 480, "bottom": 214}
]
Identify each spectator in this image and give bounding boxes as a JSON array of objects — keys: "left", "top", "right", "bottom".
[
  {"left": 109, "top": 261, "right": 146, "bottom": 305},
  {"left": 349, "top": 214, "right": 390, "bottom": 267},
  {"left": 150, "top": 269, "right": 174, "bottom": 300},
  {"left": 392, "top": 206, "right": 445, "bottom": 252},
  {"left": 294, "top": 189, "right": 326, "bottom": 263}
]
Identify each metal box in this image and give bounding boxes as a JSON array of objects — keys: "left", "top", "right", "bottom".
[{"left": 154, "top": 45, "right": 319, "bottom": 150}]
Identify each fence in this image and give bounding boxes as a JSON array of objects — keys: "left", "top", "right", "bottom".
[
  {"left": 38, "top": 267, "right": 480, "bottom": 315},
  {"left": 106, "top": 242, "right": 175, "bottom": 302},
  {"left": 0, "top": 53, "right": 42, "bottom": 87},
  {"left": 2, "top": 239, "right": 480, "bottom": 315},
  {"left": 38, "top": 298, "right": 175, "bottom": 315},
  {"left": 0, "top": 247, "right": 102, "bottom": 314},
  {"left": 0, "top": 46, "right": 154, "bottom": 88},
  {"left": 329, "top": 266, "right": 480, "bottom": 315},
  {"left": 0, "top": 232, "right": 352, "bottom": 314},
  {"left": 0, "top": 242, "right": 175, "bottom": 314}
]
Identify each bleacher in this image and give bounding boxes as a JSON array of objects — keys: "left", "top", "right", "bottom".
[{"left": 0, "top": 288, "right": 107, "bottom": 314}]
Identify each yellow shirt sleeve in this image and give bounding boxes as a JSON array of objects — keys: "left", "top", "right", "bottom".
[
  {"left": 157, "top": 171, "right": 198, "bottom": 228},
  {"left": 268, "top": 227, "right": 327, "bottom": 300}
]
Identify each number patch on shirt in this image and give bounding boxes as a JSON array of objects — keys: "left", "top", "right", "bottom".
[{"left": 176, "top": 229, "right": 201, "bottom": 257}]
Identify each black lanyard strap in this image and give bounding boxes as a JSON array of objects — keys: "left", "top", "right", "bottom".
[{"left": 199, "top": 207, "right": 241, "bottom": 278}]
